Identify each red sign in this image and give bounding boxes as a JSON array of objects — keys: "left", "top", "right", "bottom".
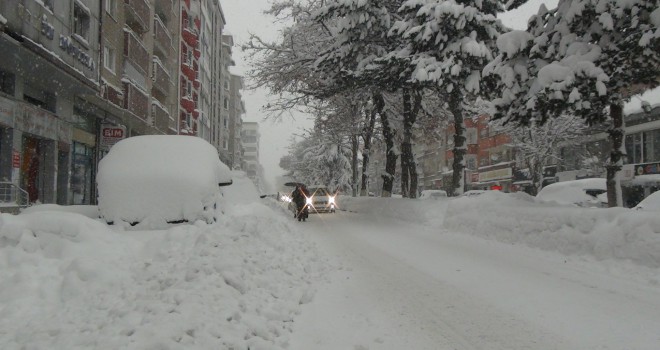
[
  {"left": 12, "top": 150, "right": 20, "bottom": 168},
  {"left": 100, "top": 125, "right": 126, "bottom": 148}
]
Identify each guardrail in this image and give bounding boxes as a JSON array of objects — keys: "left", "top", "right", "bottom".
[{"left": 0, "top": 182, "right": 29, "bottom": 208}]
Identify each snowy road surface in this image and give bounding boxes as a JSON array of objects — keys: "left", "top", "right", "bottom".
[{"left": 289, "top": 210, "right": 660, "bottom": 350}]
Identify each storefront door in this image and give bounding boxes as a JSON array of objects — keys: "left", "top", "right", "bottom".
[
  {"left": 21, "top": 135, "right": 45, "bottom": 203},
  {"left": 70, "top": 141, "right": 94, "bottom": 205}
]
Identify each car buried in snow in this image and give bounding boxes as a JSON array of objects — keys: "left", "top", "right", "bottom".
[{"left": 96, "top": 135, "right": 233, "bottom": 229}]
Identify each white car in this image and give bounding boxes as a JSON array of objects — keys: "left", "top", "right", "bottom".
[
  {"left": 419, "top": 190, "right": 448, "bottom": 200},
  {"left": 96, "top": 135, "right": 232, "bottom": 229},
  {"left": 307, "top": 185, "right": 337, "bottom": 213},
  {"left": 634, "top": 191, "right": 660, "bottom": 211},
  {"left": 536, "top": 178, "right": 607, "bottom": 208}
]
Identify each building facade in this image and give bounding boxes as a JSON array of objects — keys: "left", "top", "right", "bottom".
[
  {"left": 241, "top": 122, "right": 260, "bottom": 181},
  {"left": 228, "top": 73, "right": 244, "bottom": 169},
  {"left": 0, "top": 0, "right": 101, "bottom": 207}
]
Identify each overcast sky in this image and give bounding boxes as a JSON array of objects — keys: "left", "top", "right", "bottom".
[{"left": 219, "top": 0, "right": 559, "bottom": 191}]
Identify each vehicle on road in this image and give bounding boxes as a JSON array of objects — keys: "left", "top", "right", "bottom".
[{"left": 307, "top": 185, "right": 337, "bottom": 213}]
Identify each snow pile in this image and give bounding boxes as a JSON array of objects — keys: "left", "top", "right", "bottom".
[
  {"left": 340, "top": 192, "right": 660, "bottom": 268},
  {"left": 444, "top": 191, "right": 660, "bottom": 268},
  {"left": 338, "top": 195, "right": 449, "bottom": 228},
  {"left": 0, "top": 173, "right": 326, "bottom": 350},
  {"left": 96, "top": 135, "right": 232, "bottom": 229}
]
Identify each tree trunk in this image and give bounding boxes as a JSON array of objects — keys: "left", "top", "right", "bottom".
[
  {"left": 400, "top": 88, "right": 421, "bottom": 198},
  {"left": 360, "top": 99, "right": 378, "bottom": 196},
  {"left": 352, "top": 134, "right": 359, "bottom": 197},
  {"left": 378, "top": 94, "right": 397, "bottom": 197},
  {"left": 606, "top": 102, "right": 625, "bottom": 207},
  {"left": 448, "top": 89, "right": 466, "bottom": 197}
]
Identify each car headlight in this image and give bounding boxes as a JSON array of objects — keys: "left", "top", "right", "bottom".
[
  {"left": 328, "top": 196, "right": 335, "bottom": 204},
  {"left": 306, "top": 196, "right": 313, "bottom": 205}
]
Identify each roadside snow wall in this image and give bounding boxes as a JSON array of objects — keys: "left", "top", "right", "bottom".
[{"left": 444, "top": 192, "right": 660, "bottom": 268}]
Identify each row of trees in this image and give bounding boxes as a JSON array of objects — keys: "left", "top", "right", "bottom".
[{"left": 247, "top": 0, "right": 659, "bottom": 205}]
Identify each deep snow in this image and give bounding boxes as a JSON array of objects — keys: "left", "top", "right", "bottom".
[{"left": 1, "top": 175, "right": 659, "bottom": 349}]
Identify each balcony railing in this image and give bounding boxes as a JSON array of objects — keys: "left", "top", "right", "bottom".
[
  {"left": 123, "top": 81, "right": 150, "bottom": 121},
  {"left": 125, "top": 0, "right": 150, "bottom": 33},
  {"left": 124, "top": 29, "right": 150, "bottom": 77},
  {"left": 0, "top": 182, "right": 29, "bottom": 209},
  {"left": 152, "top": 58, "right": 171, "bottom": 95},
  {"left": 181, "top": 96, "right": 195, "bottom": 113},
  {"left": 182, "top": 27, "right": 198, "bottom": 48},
  {"left": 154, "top": 15, "right": 172, "bottom": 58},
  {"left": 152, "top": 101, "right": 170, "bottom": 132},
  {"left": 155, "top": 0, "right": 174, "bottom": 25}
]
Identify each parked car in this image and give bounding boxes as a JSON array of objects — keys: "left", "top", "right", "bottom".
[
  {"left": 419, "top": 190, "right": 448, "bottom": 200},
  {"left": 462, "top": 190, "right": 487, "bottom": 197},
  {"left": 96, "top": 135, "right": 232, "bottom": 229},
  {"left": 536, "top": 178, "right": 607, "bottom": 208},
  {"left": 634, "top": 191, "right": 660, "bottom": 211}
]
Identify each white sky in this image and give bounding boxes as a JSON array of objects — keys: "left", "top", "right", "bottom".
[
  {"left": 219, "top": 0, "right": 559, "bottom": 190},
  {"left": 221, "top": 0, "right": 315, "bottom": 191}
]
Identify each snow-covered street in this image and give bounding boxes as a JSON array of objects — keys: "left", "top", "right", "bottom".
[
  {"left": 2, "top": 175, "right": 660, "bottom": 349},
  {"left": 290, "top": 209, "right": 660, "bottom": 349}
]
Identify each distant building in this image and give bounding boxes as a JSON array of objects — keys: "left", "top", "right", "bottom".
[
  {"left": 241, "top": 122, "right": 260, "bottom": 181},
  {"left": 228, "top": 74, "right": 245, "bottom": 169}
]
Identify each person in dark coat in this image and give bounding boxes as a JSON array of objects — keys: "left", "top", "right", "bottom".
[{"left": 291, "top": 184, "right": 310, "bottom": 220}]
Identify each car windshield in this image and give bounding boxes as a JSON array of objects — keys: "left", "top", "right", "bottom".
[{"left": 309, "top": 188, "right": 330, "bottom": 196}]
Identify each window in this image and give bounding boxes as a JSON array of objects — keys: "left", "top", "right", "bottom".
[
  {"left": 223, "top": 117, "right": 228, "bottom": 128},
  {"left": 186, "top": 82, "right": 192, "bottom": 97},
  {"left": 105, "top": 0, "right": 116, "bottom": 17},
  {"left": 187, "top": 50, "right": 193, "bottom": 65},
  {"left": 73, "top": 1, "right": 90, "bottom": 41},
  {"left": 224, "top": 81, "right": 229, "bottom": 90},
  {"left": 103, "top": 46, "right": 116, "bottom": 73},
  {"left": 43, "top": 0, "right": 54, "bottom": 12},
  {"left": 223, "top": 98, "right": 228, "bottom": 110},
  {"left": 223, "top": 139, "right": 228, "bottom": 150},
  {"left": 0, "top": 69, "right": 15, "bottom": 96}
]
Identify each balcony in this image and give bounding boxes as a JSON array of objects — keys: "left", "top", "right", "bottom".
[
  {"left": 152, "top": 58, "right": 171, "bottom": 95},
  {"left": 182, "top": 27, "right": 198, "bottom": 48},
  {"left": 125, "top": 0, "right": 150, "bottom": 33},
  {"left": 154, "top": 16, "right": 172, "bottom": 58},
  {"left": 181, "top": 96, "right": 195, "bottom": 113},
  {"left": 123, "top": 81, "right": 150, "bottom": 121},
  {"left": 124, "top": 29, "right": 150, "bottom": 77},
  {"left": 152, "top": 101, "right": 170, "bottom": 131},
  {"left": 155, "top": 0, "right": 174, "bottom": 24},
  {"left": 181, "top": 64, "right": 196, "bottom": 82}
]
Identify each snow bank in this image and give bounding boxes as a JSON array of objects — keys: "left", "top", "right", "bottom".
[
  {"left": 340, "top": 192, "right": 660, "bottom": 269},
  {"left": 0, "top": 173, "right": 327, "bottom": 349},
  {"left": 444, "top": 192, "right": 660, "bottom": 268}
]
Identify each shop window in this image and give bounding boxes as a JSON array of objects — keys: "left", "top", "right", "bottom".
[
  {"left": 73, "top": 1, "right": 91, "bottom": 42},
  {"left": 0, "top": 69, "right": 15, "bottom": 96},
  {"left": 70, "top": 142, "right": 94, "bottom": 205},
  {"left": 24, "top": 87, "right": 56, "bottom": 113},
  {"left": 644, "top": 129, "right": 660, "bottom": 163}
]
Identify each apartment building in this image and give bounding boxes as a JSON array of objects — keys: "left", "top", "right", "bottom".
[
  {"left": 0, "top": 0, "right": 102, "bottom": 207},
  {"left": 228, "top": 73, "right": 244, "bottom": 169},
  {"left": 241, "top": 122, "right": 260, "bottom": 180}
]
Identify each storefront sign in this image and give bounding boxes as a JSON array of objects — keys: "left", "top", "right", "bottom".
[
  {"left": 59, "top": 35, "right": 96, "bottom": 71},
  {"left": 479, "top": 167, "right": 512, "bottom": 182},
  {"left": 635, "top": 162, "right": 660, "bottom": 176},
  {"left": 100, "top": 125, "right": 126, "bottom": 148},
  {"left": 12, "top": 150, "right": 20, "bottom": 168}
]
